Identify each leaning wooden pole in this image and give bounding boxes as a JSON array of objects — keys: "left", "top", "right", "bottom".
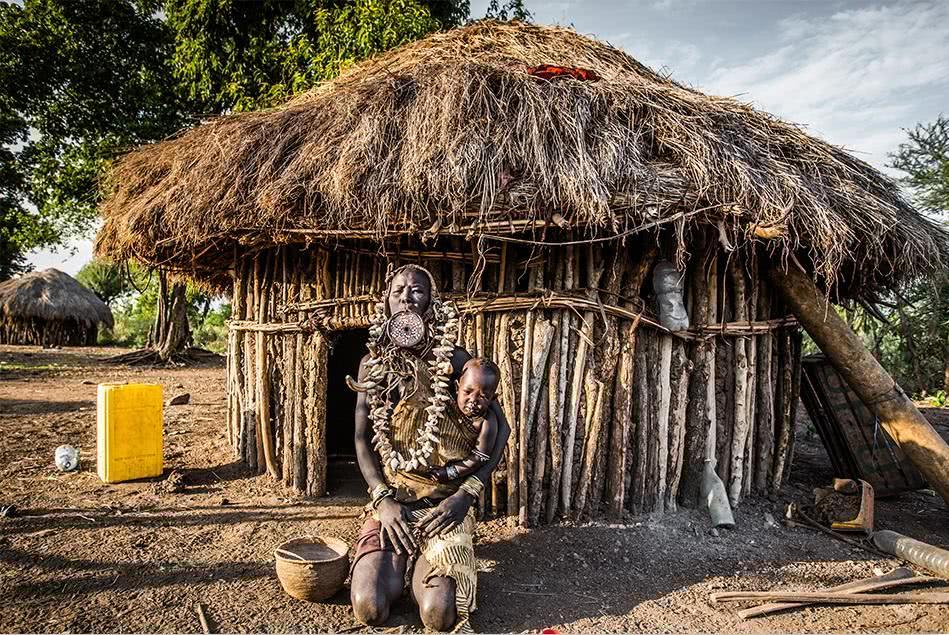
[{"left": 770, "top": 264, "right": 949, "bottom": 506}]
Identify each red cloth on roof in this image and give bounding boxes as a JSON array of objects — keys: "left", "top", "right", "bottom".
[{"left": 527, "top": 64, "right": 599, "bottom": 81}]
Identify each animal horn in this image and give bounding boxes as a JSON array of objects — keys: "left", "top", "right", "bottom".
[{"left": 346, "top": 375, "right": 373, "bottom": 392}]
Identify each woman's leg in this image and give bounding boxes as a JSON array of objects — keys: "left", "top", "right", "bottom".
[
  {"left": 411, "top": 554, "right": 457, "bottom": 632},
  {"left": 350, "top": 549, "right": 407, "bottom": 626}
]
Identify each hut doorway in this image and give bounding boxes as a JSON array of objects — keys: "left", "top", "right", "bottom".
[{"left": 326, "top": 328, "right": 369, "bottom": 494}]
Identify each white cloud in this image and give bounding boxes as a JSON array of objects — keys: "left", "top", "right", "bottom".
[
  {"left": 703, "top": 2, "right": 949, "bottom": 169},
  {"left": 605, "top": 32, "right": 703, "bottom": 77},
  {"left": 651, "top": 0, "right": 706, "bottom": 11}
]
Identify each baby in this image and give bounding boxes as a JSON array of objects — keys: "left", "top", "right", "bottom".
[{"left": 428, "top": 357, "right": 500, "bottom": 483}]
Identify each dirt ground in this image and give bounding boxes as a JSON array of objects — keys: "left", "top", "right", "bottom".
[{"left": 2, "top": 344, "right": 948, "bottom": 633}]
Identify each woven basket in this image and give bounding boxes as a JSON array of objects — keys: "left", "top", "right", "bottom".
[{"left": 274, "top": 536, "right": 350, "bottom": 602}]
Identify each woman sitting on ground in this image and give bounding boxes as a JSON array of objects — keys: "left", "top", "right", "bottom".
[{"left": 348, "top": 264, "right": 510, "bottom": 633}]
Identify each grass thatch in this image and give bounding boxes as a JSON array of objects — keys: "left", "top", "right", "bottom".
[
  {"left": 0, "top": 268, "right": 114, "bottom": 329},
  {"left": 96, "top": 20, "right": 949, "bottom": 295}
]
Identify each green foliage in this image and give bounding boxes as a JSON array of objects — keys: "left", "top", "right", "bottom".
[
  {"left": 96, "top": 261, "right": 230, "bottom": 351},
  {"left": 484, "top": 0, "right": 531, "bottom": 21},
  {"left": 891, "top": 116, "right": 949, "bottom": 214},
  {"left": 0, "top": 0, "right": 186, "bottom": 269},
  {"left": 829, "top": 117, "right": 949, "bottom": 397},
  {"left": 887, "top": 118, "right": 949, "bottom": 396},
  {"left": 929, "top": 390, "right": 948, "bottom": 408},
  {"left": 165, "top": 0, "right": 467, "bottom": 112},
  {"left": 1, "top": 0, "right": 470, "bottom": 273},
  {"left": 192, "top": 302, "right": 230, "bottom": 353},
  {"left": 0, "top": 208, "right": 34, "bottom": 280},
  {"left": 76, "top": 258, "right": 132, "bottom": 306}
]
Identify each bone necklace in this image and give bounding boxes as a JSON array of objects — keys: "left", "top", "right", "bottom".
[{"left": 358, "top": 300, "right": 459, "bottom": 473}]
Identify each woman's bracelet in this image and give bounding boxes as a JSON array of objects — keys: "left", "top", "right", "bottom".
[
  {"left": 458, "top": 475, "right": 484, "bottom": 499},
  {"left": 369, "top": 483, "right": 395, "bottom": 509}
]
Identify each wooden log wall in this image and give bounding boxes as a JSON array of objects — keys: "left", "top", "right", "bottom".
[
  {"left": 225, "top": 232, "right": 804, "bottom": 523},
  {"left": 0, "top": 318, "right": 99, "bottom": 347}
]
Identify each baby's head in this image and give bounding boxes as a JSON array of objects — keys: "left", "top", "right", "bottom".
[{"left": 456, "top": 357, "right": 500, "bottom": 418}]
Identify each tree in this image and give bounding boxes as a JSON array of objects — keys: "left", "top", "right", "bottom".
[
  {"left": 5, "top": 0, "right": 470, "bottom": 360},
  {"left": 889, "top": 115, "right": 949, "bottom": 396},
  {"left": 1, "top": 0, "right": 190, "bottom": 360},
  {"left": 485, "top": 0, "right": 531, "bottom": 22},
  {"left": 891, "top": 117, "right": 949, "bottom": 215},
  {"left": 129, "top": 0, "right": 470, "bottom": 362},
  {"left": 164, "top": 0, "right": 469, "bottom": 113},
  {"left": 76, "top": 258, "right": 132, "bottom": 306},
  {"left": 0, "top": 0, "right": 185, "bottom": 277}
]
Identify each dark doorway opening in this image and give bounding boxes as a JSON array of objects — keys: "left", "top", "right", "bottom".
[{"left": 326, "top": 328, "right": 369, "bottom": 496}]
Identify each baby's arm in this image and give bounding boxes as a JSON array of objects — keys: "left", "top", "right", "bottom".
[{"left": 430, "top": 412, "right": 498, "bottom": 482}]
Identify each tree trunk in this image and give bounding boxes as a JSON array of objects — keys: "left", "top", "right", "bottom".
[
  {"left": 943, "top": 333, "right": 949, "bottom": 395},
  {"left": 771, "top": 264, "right": 949, "bottom": 507},
  {"left": 150, "top": 271, "right": 191, "bottom": 362}
]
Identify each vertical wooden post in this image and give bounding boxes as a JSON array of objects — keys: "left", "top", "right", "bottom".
[
  {"left": 680, "top": 234, "right": 711, "bottom": 507},
  {"left": 516, "top": 308, "right": 535, "bottom": 525},
  {"left": 665, "top": 338, "right": 691, "bottom": 512},
  {"left": 656, "top": 333, "right": 673, "bottom": 512},
  {"left": 754, "top": 280, "right": 774, "bottom": 492},
  {"left": 306, "top": 332, "right": 329, "bottom": 496},
  {"left": 244, "top": 257, "right": 259, "bottom": 471},
  {"left": 743, "top": 258, "right": 759, "bottom": 498},
  {"left": 547, "top": 248, "right": 573, "bottom": 522},
  {"left": 304, "top": 247, "right": 331, "bottom": 497},
  {"left": 497, "top": 312, "right": 518, "bottom": 519},
  {"left": 561, "top": 245, "right": 603, "bottom": 513},
  {"left": 728, "top": 257, "right": 750, "bottom": 505},
  {"left": 705, "top": 255, "right": 718, "bottom": 461}
]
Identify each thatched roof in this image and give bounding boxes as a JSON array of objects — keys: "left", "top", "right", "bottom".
[
  {"left": 96, "top": 20, "right": 949, "bottom": 295},
  {"left": 0, "top": 268, "right": 114, "bottom": 328}
]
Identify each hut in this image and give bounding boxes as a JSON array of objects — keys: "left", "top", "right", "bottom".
[
  {"left": 95, "top": 22, "right": 949, "bottom": 522},
  {"left": 0, "top": 268, "right": 114, "bottom": 347}
]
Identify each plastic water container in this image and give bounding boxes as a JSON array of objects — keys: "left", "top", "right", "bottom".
[{"left": 97, "top": 384, "right": 164, "bottom": 483}]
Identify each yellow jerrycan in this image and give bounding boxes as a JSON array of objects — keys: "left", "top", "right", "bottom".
[{"left": 97, "top": 384, "right": 164, "bottom": 483}]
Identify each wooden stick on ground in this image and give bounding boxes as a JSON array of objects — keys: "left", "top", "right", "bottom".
[
  {"left": 196, "top": 603, "right": 212, "bottom": 634},
  {"left": 737, "top": 567, "right": 917, "bottom": 619},
  {"left": 788, "top": 506, "right": 894, "bottom": 559},
  {"left": 713, "top": 590, "right": 949, "bottom": 605}
]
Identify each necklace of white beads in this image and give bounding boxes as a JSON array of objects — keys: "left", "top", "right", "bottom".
[{"left": 363, "top": 300, "right": 460, "bottom": 473}]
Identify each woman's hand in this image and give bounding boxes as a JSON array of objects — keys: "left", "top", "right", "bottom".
[
  {"left": 376, "top": 497, "right": 417, "bottom": 555},
  {"left": 417, "top": 491, "right": 474, "bottom": 537}
]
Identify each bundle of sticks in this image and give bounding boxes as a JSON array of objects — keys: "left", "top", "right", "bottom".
[{"left": 712, "top": 567, "right": 949, "bottom": 619}]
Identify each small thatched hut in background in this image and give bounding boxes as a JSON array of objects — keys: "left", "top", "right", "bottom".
[
  {"left": 0, "top": 268, "right": 114, "bottom": 347},
  {"left": 96, "top": 22, "right": 948, "bottom": 523}
]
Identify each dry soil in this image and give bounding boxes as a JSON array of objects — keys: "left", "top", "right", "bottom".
[{"left": 1, "top": 345, "right": 948, "bottom": 633}]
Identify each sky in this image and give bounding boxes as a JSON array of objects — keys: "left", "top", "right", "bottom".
[{"left": 29, "top": 0, "right": 949, "bottom": 275}]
